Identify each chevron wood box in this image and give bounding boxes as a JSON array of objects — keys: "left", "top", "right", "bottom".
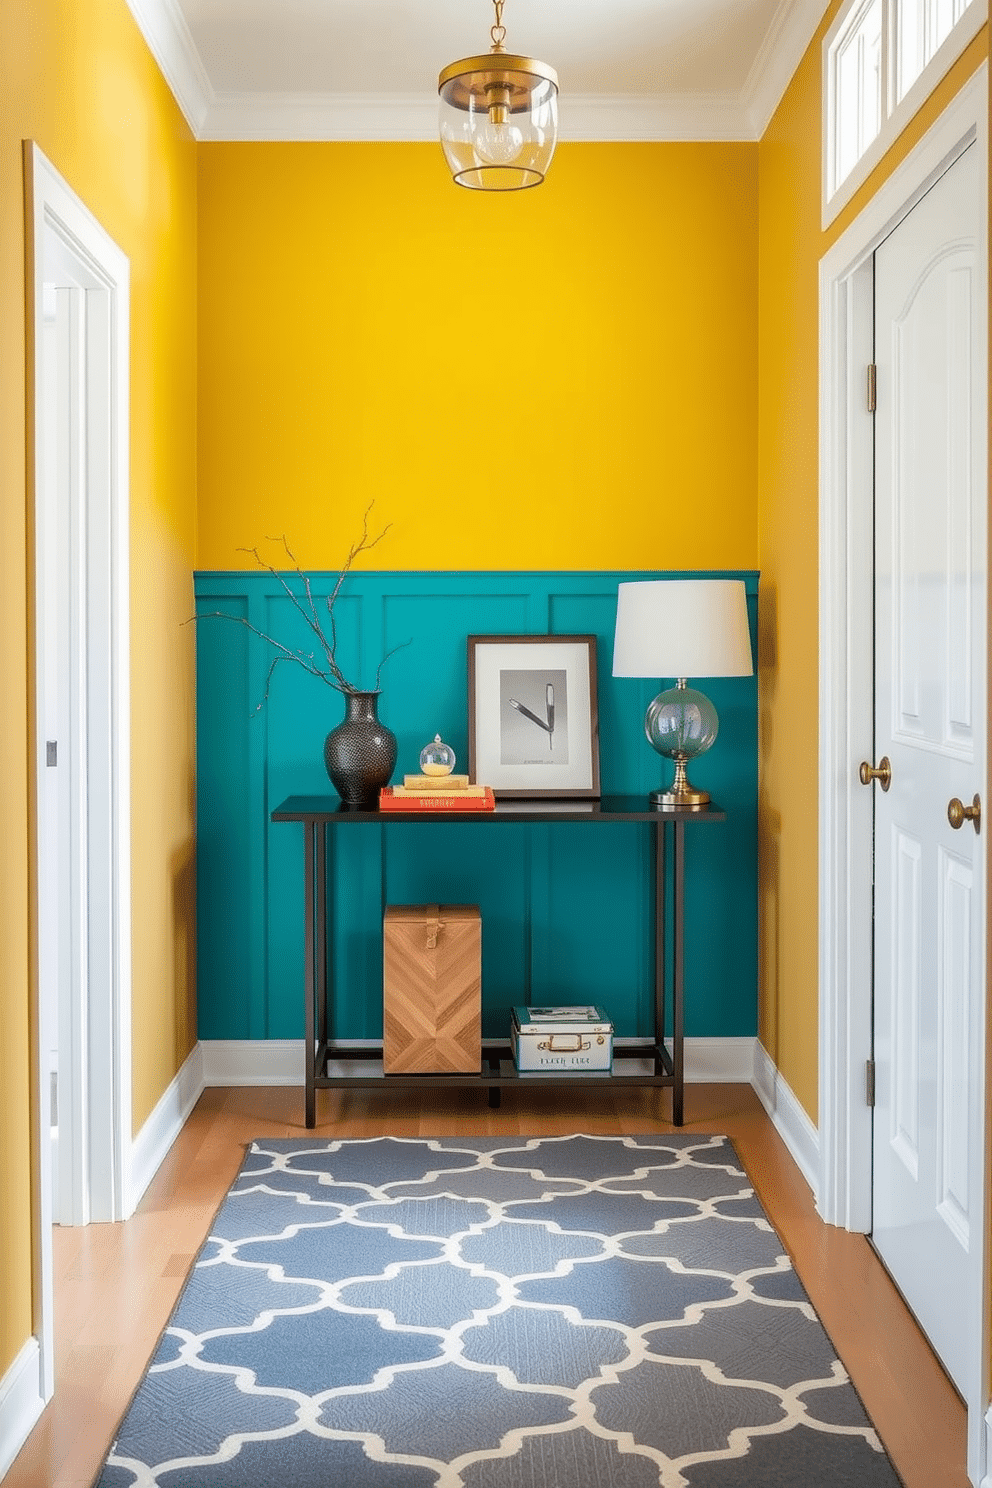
[{"left": 383, "top": 904, "right": 482, "bottom": 1074}]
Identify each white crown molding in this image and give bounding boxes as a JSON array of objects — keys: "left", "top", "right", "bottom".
[
  {"left": 562, "top": 93, "right": 753, "bottom": 143},
  {"left": 197, "top": 89, "right": 754, "bottom": 143},
  {"left": 198, "top": 91, "right": 436, "bottom": 143},
  {"left": 122, "top": 0, "right": 833, "bottom": 143},
  {"left": 742, "top": 0, "right": 834, "bottom": 138},
  {"left": 123, "top": 0, "right": 213, "bottom": 136},
  {"left": 121, "top": 0, "right": 810, "bottom": 143}
]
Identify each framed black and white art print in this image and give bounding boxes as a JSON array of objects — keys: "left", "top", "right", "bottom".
[{"left": 467, "top": 634, "right": 600, "bottom": 798}]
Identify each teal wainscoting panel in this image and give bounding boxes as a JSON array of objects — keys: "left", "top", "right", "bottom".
[
  {"left": 194, "top": 592, "right": 253, "bottom": 1038},
  {"left": 194, "top": 570, "right": 759, "bottom": 1044}
]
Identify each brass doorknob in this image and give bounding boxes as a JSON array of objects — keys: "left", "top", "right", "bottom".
[
  {"left": 859, "top": 756, "right": 891, "bottom": 791},
  {"left": 947, "top": 794, "right": 981, "bottom": 834}
]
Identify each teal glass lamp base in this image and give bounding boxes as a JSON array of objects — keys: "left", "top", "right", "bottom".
[{"left": 644, "top": 680, "right": 718, "bottom": 810}]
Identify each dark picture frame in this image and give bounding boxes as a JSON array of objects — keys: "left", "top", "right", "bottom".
[{"left": 467, "top": 634, "right": 600, "bottom": 798}]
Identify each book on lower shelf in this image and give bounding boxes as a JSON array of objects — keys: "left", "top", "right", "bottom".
[
  {"left": 379, "top": 785, "right": 496, "bottom": 812},
  {"left": 513, "top": 1005, "right": 613, "bottom": 1034}
]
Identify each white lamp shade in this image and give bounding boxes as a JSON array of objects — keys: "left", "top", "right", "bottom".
[{"left": 612, "top": 579, "right": 753, "bottom": 679}]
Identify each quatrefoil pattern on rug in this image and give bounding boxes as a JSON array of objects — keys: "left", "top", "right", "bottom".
[{"left": 96, "top": 1134, "right": 902, "bottom": 1487}]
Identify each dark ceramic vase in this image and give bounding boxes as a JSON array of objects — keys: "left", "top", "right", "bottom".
[{"left": 323, "top": 690, "right": 397, "bottom": 808}]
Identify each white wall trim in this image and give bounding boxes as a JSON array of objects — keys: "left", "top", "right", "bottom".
[
  {"left": 821, "top": 0, "right": 988, "bottom": 228},
  {"left": 26, "top": 139, "right": 133, "bottom": 1404},
  {"left": 0, "top": 1341, "right": 44, "bottom": 1482},
  {"left": 743, "top": 0, "right": 831, "bottom": 138},
  {"left": 122, "top": 0, "right": 830, "bottom": 143},
  {"left": 197, "top": 90, "right": 757, "bottom": 144},
  {"left": 817, "top": 66, "right": 988, "bottom": 1486},
  {"left": 983, "top": 1404, "right": 992, "bottom": 1488},
  {"left": 818, "top": 66, "right": 986, "bottom": 1230},
  {"left": 128, "top": 1044, "right": 205, "bottom": 1210},
  {"left": 201, "top": 1039, "right": 305, "bottom": 1086},
  {"left": 201, "top": 1036, "right": 757, "bottom": 1086},
  {"left": 752, "top": 1042, "right": 820, "bottom": 1199},
  {"left": 678, "top": 1037, "right": 757, "bottom": 1083},
  {"left": 122, "top": 0, "right": 212, "bottom": 136}
]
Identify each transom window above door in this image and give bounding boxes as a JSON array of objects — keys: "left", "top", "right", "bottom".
[{"left": 823, "top": 0, "right": 986, "bottom": 223}]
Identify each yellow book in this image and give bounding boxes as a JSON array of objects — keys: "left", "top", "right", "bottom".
[
  {"left": 402, "top": 774, "right": 471, "bottom": 791},
  {"left": 395, "top": 785, "right": 487, "bottom": 797}
]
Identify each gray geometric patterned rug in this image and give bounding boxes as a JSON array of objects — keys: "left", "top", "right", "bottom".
[{"left": 94, "top": 1134, "right": 903, "bottom": 1486}]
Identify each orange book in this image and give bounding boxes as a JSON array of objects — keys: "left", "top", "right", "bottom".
[{"left": 379, "top": 786, "right": 496, "bottom": 812}]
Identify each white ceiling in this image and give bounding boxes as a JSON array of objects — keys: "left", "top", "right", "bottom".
[{"left": 126, "top": 0, "right": 831, "bottom": 141}]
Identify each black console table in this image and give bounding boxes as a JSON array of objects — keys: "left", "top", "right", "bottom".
[{"left": 271, "top": 795, "right": 726, "bottom": 1128}]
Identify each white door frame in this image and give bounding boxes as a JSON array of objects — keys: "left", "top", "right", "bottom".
[
  {"left": 25, "top": 141, "right": 133, "bottom": 1400},
  {"left": 817, "top": 68, "right": 989, "bottom": 1481}
]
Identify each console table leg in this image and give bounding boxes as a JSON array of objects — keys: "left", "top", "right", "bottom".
[
  {"left": 304, "top": 821, "right": 317, "bottom": 1129},
  {"left": 672, "top": 819, "right": 685, "bottom": 1127},
  {"left": 654, "top": 821, "right": 666, "bottom": 1076},
  {"left": 316, "top": 822, "right": 327, "bottom": 1055}
]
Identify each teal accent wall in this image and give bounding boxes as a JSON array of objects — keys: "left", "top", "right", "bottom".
[{"left": 194, "top": 570, "right": 759, "bottom": 1044}]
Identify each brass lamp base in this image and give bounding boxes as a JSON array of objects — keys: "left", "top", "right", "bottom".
[{"left": 649, "top": 757, "right": 710, "bottom": 810}]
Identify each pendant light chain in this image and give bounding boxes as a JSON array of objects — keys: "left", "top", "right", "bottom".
[{"left": 490, "top": 0, "right": 507, "bottom": 51}]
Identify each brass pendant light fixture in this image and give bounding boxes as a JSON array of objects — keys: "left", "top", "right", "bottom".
[{"left": 438, "top": 0, "right": 559, "bottom": 191}]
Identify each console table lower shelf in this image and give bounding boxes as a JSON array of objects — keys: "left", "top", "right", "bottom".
[
  {"left": 310, "top": 1042, "right": 676, "bottom": 1096},
  {"left": 270, "top": 794, "right": 727, "bottom": 1128}
]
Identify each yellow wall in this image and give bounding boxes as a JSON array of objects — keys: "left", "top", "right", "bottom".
[
  {"left": 1, "top": 0, "right": 985, "bottom": 1421},
  {"left": 197, "top": 141, "right": 759, "bottom": 572},
  {"left": 757, "top": 14, "right": 989, "bottom": 1119},
  {"left": 0, "top": 0, "right": 197, "bottom": 1381}
]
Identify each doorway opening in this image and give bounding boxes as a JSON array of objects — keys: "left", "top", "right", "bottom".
[
  {"left": 817, "top": 67, "right": 989, "bottom": 1483},
  {"left": 26, "top": 141, "right": 133, "bottom": 1402}
]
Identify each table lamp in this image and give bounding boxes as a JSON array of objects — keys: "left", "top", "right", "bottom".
[{"left": 612, "top": 578, "right": 753, "bottom": 808}]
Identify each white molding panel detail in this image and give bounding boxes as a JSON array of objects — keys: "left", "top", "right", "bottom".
[
  {"left": 200, "top": 1037, "right": 758, "bottom": 1086},
  {"left": 129, "top": 1044, "right": 205, "bottom": 1211},
  {"left": 752, "top": 1042, "right": 820, "bottom": 1200},
  {"left": 0, "top": 1341, "right": 44, "bottom": 1482},
  {"left": 197, "top": 90, "right": 755, "bottom": 144},
  {"left": 123, "top": 0, "right": 213, "bottom": 135},
  {"left": 743, "top": 0, "right": 832, "bottom": 136},
  {"left": 123, "top": 0, "right": 830, "bottom": 142}
]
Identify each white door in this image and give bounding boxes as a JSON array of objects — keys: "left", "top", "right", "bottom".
[
  {"left": 38, "top": 284, "right": 86, "bottom": 1227},
  {"left": 871, "top": 141, "right": 985, "bottom": 1397}
]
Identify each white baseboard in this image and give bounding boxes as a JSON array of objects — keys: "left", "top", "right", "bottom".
[
  {"left": 201, "top": 1038, "right": 305, "bottom": 1085},
  {"left": 200, "top": 1036, "right": 758, "bottom": 1087},
  {"left": 680, "top": 1036, "right": 756, "bottom": 1083},
  {"left": 752, "top": 1040, "right": 820, "bottom": 1199},
  {"left": 980, "top": 1403, "right": 992, "bottom": 1488},
  {"left": 128, "top": 1043, "right": 205, "bottom": 1213},
  {"left": 0, "top": 1340, "right": 44, "bottom": 1480}
]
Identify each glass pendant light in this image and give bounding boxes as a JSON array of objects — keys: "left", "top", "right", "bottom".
[{"left": 438, "top": 0, "right": 558, "bottom": 191}]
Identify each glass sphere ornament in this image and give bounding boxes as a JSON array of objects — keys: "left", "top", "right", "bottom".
[
  {"left": 643, "top": 682, "right": 718, "bottom": 808},
  {"left": 420, "top": 734, "right": 456, "bottom": 777}
]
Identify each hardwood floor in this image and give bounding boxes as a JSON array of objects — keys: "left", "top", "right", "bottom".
[{"left": 4, "top": 1081, "right": 969, "bottom": 1487}]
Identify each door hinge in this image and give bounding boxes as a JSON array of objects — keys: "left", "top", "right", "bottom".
[
  {"left": 46, "top": 740, "right": 58, "bottom": 767},
  {"left": 50, "top": 1070, "right": 58, "bottom": 1127},
  {"left": 866, "top": 1058, "right": 876, "bottom": 1108},
  {"left": 867, "top": 363, "right": 877, "bottom": 413}
]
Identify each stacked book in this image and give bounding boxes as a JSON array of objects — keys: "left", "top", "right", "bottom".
[{"left": 379, "top": 774, "right": 496, "bottom": 812}]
